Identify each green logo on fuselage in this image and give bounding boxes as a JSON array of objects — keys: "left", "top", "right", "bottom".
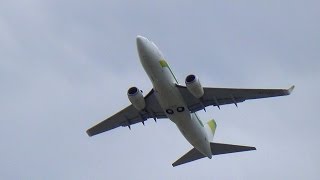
[
  {"left": 159, "top": 59, "right": 169, "bottom": 68},
  {"left": 159, "top": 59, "right": 179, "bottom": 84}
]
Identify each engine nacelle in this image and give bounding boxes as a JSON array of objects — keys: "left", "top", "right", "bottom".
[
  {"left": 127, "top": 87, "right": 146, "bottom": 111},
  {"left": 185, "top": 74, "right": 204, "bottom": 98}
]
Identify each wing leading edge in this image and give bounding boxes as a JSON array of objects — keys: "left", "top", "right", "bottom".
[
  {"left": 87, "top": 89, "right": 167, "bottom": 137},
  {"left": 177, "top": 85, "right": 294, "bottom": 113}
]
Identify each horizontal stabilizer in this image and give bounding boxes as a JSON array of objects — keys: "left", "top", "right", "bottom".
[
  {"left": 210, "top": 142, "right": 256, "bottom": 155},
  {"left": 172, "top": 142, "right": 256, "bottom": 167},
  {"left": 172, "top": 148, "right": 205, "bottom": 167}
]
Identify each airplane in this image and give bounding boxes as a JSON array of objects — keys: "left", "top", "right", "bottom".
[{"left": 87, "top": 35, "right": 294, "bottom": 167}]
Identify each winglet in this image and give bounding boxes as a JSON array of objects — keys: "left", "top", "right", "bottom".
[{"left": 286, "top": 85, "right": 295, "bottom": 95}]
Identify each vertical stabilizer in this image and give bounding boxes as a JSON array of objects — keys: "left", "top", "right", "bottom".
[{"left": 205, "top": 119, "right": 217, "bottom": 142}]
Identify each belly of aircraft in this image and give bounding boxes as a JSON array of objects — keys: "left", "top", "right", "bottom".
[{"left": 152, "top": 77, "right": 208, "bottom": 148}]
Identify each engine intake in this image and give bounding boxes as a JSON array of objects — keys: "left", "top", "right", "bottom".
[
  {"left": 185, "top": 74, "right": 204, "bottom": 98},
  {"left": 186, "top": 74, "right": 196, "bottom": 83},
  {"left": 127, "top": 87, "right": 146, "bottom": 111}
]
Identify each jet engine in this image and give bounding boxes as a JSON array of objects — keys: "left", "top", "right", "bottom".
[
  {"left": 127, "top": 87, "right": 146, "bottom": 111},
  {"left": 185, "top": 74, "right": 204, "bottom": 98}
]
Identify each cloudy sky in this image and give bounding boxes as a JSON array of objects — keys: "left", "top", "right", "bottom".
[{"left": 1, "top": 0, "right": 319, "bottom": 179}]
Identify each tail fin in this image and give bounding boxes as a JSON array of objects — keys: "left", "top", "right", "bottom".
[
  {"left": 205, "top": 119, "right": 217, "bottom": 141},
  {"left": 172, "top": 142, "right": 256, "bottom": 167}
]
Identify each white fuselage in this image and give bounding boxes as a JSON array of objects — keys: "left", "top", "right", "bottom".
[{"left": 136, "top": 36, "right": 212, "bottom": 158}]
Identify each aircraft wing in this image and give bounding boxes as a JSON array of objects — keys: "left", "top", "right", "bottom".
[
  {"left": 86, "top": 89, "right": 167, "bottom": 137},
  {"left": 177, "top": 85, "right": 294, "bottom": 113}
]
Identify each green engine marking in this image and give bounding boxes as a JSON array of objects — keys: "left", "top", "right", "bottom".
[{"left": 159, "top": 59, "right": 179, "bottom": 84}]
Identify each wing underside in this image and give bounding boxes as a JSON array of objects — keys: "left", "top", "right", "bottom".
[
  {"left": 177, "top": 85, "right": 294, "bottom": 113},
  {"left": 87, "top": 89, "right": 166, "bottom": 136}
]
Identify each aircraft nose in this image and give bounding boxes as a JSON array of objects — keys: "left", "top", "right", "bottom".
[
  {"left": 136, "top": 35, "right": 147, "bottom": 50},
  {"left": 136, "top": 35, "right": 152, "bottom": 61}
]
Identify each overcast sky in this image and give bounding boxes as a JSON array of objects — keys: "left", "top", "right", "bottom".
[{"left": 1, "top": 0, "right": 319, "bottom": 179}]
